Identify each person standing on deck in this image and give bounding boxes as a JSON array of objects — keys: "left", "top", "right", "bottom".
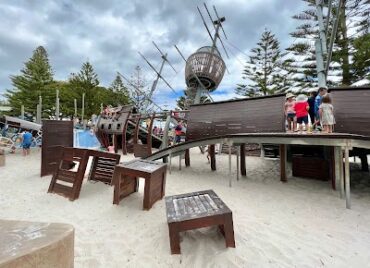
[
  {"left": 307, "top": 89, "right": 317, "bottom": 124},
  {"left": 21, "top": 130, "right": 32, "bottom": 156},
  {"left": 314, "top": 87, "right": 327, "bottom": 128},
  {"left": 284, "top": 93, "right": 296, "bottom": 132}
]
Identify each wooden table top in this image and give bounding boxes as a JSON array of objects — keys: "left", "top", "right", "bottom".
[
  {"left": 166, "top": 190, "right": 231, "bottom": 223},
  {"left": 117, "top": 159, "right": 166, "bottom": 174}
]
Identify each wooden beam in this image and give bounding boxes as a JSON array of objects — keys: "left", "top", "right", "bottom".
[
  {"left": 228, "top": 144, "right": 232, "bottom": 187},
  {"left": 185, "top": 149, "right": 190, "bottom": 167},
  {"left": 210, "top": 144, "right": 216, "bottom": 171},
  {"left": 279, "top": 144, "right": 287, "bottom": 182},
  {"left": 334, "top": 146, "right": 342, "bottom": 192},
  {"left": 344, "top": 147, "right": 351, "bottom": 209},
  {"left": 240, "top": 144, "right": 246, "bottom": 176}
]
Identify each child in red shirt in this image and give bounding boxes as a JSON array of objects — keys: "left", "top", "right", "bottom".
[{"left": 294, "top": 94, "right": 309, "bottom": 132}]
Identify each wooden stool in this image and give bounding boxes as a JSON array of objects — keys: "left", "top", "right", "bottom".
[
  {"left": 165, "top": 190, "right": 235, "bottom": 254},
  {"left": 113, "top": 159, "right": 167, "bottom": 210}
]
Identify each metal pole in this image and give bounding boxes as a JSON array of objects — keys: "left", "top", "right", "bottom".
[
  {"left": 149, "top": 56, "right": 166, "bottom": 99},
  {"left": 315, "top": 0, "right": 327, "bottom": 55},
  {"left": 325, "top": 0, "right": 343, "bottom": 77},
  {"left": 55, "top": 89, "right": 60, "bottom": 120},
  {"left": 161, "top": 113, "right": 171, "bottom": 150},
  {"left": 344, "top": 147, "right": 351, "bottom": 209},
  {"left": 194, "top": 86, "right": 203, "bottom": 104},
  {"left": 100, "top": 103, "right": 103, "bottom": 113},
  {"left": 36, "top": 96, "right": 42, "bottom": 124},
  {"left": 324, "top": 0, "right": 333, "bottom": 38},
  {"left": 315, "top": 40, "right": 327, "bottom": 87}
]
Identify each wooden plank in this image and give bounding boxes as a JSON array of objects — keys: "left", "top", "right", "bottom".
[{"left": 280, "top": 144, "right": 287, "bottom": 182}]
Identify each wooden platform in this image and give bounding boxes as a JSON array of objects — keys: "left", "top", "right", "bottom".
[{"left": 165, "top": 190, "right": 235, "bottom": 254}]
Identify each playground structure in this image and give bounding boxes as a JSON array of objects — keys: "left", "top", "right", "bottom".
[
  {"left": 0, "top": 115, "right": 42, "bottom": 152},
  {"left": 95, "top": 105, "right": 189, "bottom": 157}
]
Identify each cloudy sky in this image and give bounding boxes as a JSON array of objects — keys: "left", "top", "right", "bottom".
[{"left": 0, "top": 0, "right": 307, "bottom": 108}]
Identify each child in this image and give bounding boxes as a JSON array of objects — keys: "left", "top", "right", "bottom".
[
  {"left": 319, "top": 94, "right": 335, "bottom": 133},
  {"left": 284, "top": 93, "right": 296, "bottom": 132},
  {"left": 294, "top": 94, "right": 310, "bottom": 132}
]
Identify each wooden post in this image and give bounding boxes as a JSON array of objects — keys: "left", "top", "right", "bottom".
[
  {"left": 169, "top": 153, "right": 172, "bottom": 174},
  {"left": 260, "top": 143, "right": 265, "bottom": 158},
  {"left": 161, "top": 113, "right": 171, "bottom": 150},
  {"left": 330, "top": 147, "right": 336, "bottom": 190},
  {"left": 360, "top": 153, "right": 369, "bottom": 172},
  {"left": 55, "top": 89, "right": 60, "bottom": 120},
  {"left": 179, "top": 154, "right": 182, "bottom": 170},
  {"left": 21, "top": 105, "right": 24, "bottom": 120},
  {"left": 340, "top": 148, "right": 345, "bottom": 199},
  {"left": 344, "top": 147, "right": 351, "bottom": 209},
  {"left": 228, "top": 144, "right": 232, "bottom": 187},
  {"left": 74, "top": 99, "right": 77, "bottom": 118},
  {"left": 334, "top": 146, "right": 342, "bottom": 193},
  {"left": 81, "top": 93, "right": 85, "bottom": 122},
  {"left": 236, "top": 147, "right": 240, "bottom": 181},
  {"left": 185, "top": 149, "right": 190, "bottom": 167},
  {"left": 240, "top": 144, "right": 246, "bottom": 176},
  {"left": 279, "top": 144, "right": 287, "bottom": 182},
  {"left": 210, "top": 144, "right": 216, "bottom": 171}
]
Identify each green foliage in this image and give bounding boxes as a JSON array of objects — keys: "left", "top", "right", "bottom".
[
  {"left": 176, "top": 90, "right": 210, "bottom": 110},
  {"left": 351, "top": 33, "right": 370, "bottom": 81},
  {"left": 287, "top": 0, "right": 370, "bottom": 89},
  {"left": 236, "top": 29, "right": 290, "bottom": 97},
  {"left": 109, "top": 74, "right": 130, "bottom": 106},
  {"left": 68, "top": 61, "right": 101, "bottom": 118},
  {"left": 5, "top": 46, "right": 55, "bottom": 117}
]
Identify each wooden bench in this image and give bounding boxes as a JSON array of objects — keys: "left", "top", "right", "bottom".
[
  {"left": 113, "top": 159, "right": 167, "bottom": 210},
  {"left": 165, "top": 189, "right": 235, "bottom": 254}
]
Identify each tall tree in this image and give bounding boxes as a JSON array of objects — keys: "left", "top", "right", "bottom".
[
  {"left": 286, "top": 0, "right": 370, "bottom": 89},
  {"left": 176, "top": 89, "right": 210, "bottom": 109},
  {"left": 236, "top": 29, "right": 289, "bottom": 97},
  {"left": 5, "top": 46, "right": 54, "bottom": 117},
  {"left": 109, "top": 74, "right": 130, "bottom": 106},
  {"left": 128, "top": 66, "right": 150, "bottom": 113},
  {"left": 351, "top": 33, "right": 370, "bottom": 82},
  {"left": 69, "top": 61, "right": 100, "bottom": 118}
]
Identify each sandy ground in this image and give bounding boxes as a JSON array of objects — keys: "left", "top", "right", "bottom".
[{"left": 1, "top": 148, "right": 370, "bottom": 268}]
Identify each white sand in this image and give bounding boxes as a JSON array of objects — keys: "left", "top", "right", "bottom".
[{"left": 1, "top": 148, "right": 370, "bottom": 267}]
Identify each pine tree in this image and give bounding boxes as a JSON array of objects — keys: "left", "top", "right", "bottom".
[
  {"left": 352, "top": 33, "right": 370, "bottom": 81},
  {"left": 176, "top": 89, "right": 210, "bottom": 109},
  {"left": 69, "top": 61, "right": 100, "bottom": 118},
  {"left": 236, "top": 29, "right": 289, "bottom": 97},
  {"left": 5, "top": 46, "right": 54, "bottom": 117},
  {"left": 109, "top": 74, "right": 130, "bottom": 105},
  {"left": 286, "top": 0, "right": 370, "bottom": 89}
]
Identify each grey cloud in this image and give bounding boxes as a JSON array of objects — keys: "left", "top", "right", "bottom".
[{"left": 0, "top": 0, "right": 308, "bottom": 102}]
